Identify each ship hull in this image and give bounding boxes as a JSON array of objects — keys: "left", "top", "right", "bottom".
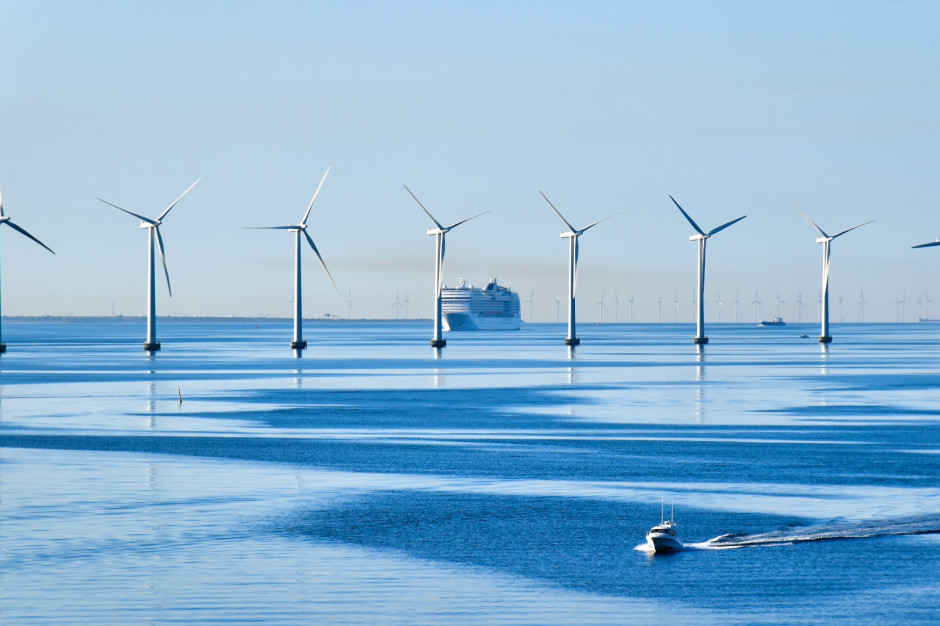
[{"left": 443, "top": 312, "right": 522, "bottom": 331}]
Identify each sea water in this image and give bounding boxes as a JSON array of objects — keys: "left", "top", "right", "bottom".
[{"left": 0, "top": 317, "right": 938, "bottom": 624}]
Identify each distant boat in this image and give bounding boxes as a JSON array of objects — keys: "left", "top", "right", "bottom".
[
  {"left": 759, "top": 317, "right": 786, "bottom": 327},
  {"left": 646, "top": 500, "right": 683, "bottom": 553},
  {"left": 918, "top": 318, "right": 940, "bottom": 323},
  {"left": 441, "top": 278, "right": 522, "bottom": 331}
]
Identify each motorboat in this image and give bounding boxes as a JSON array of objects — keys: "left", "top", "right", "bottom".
[{"left": 646, "top": 500, "right": 683, "bottom": 553}]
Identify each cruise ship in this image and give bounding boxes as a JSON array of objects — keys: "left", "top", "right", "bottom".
[{"left": 441, "top": 278, "right": 522, "bottom": 331}]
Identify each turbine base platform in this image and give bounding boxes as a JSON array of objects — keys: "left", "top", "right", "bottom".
[
  {"left": 291, "top": 340, "right": 308, "bottom": 350},
  {"left": 0, "top": 343, "right": 6, "bottom": 354},
  {"left": 819, "top": 336, "right": 832, "bottom": 344},
  {"left": 693, "top": 336, "right": 709, "bottom": 345},
  {"left": 565, "top": 337, "right": 580, "bottom": 346},
  {"left": 430, "top": 339, "right": 447, "bottom": 348},
  {"left": 143, "top": 342, "right": 161, "bottom": 352}
]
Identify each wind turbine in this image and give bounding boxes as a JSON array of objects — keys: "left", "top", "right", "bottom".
[
  {"left": 753, "top": 290, "right": 762, "bottom": 323},
  {"left": 795, "top": 203, "right": 873, "bottom": 343},
  {"left": 925, "top": 290, "right": 933, "bottom": 321},
  {"left": 525, "top": 289, "right": 536, "bottom": 322},
  {"left": 715, "top": 290, "right": 723, "bottom": 323},
  {"left": 393, "top": 291, "right": 403, "bottom": 320},
  {"left": 857, "top": 289, "right": 867, "bottom": 322},
  {"left": 406, "top": 185, "right": 487, "bottom": 348},
  {"left": 403, "top": 293, "right": 410, "bottom": 320},
  {"left": 0, "top": 184, "right": 55, "bottom": 353},
  {"left": 734, "top": 290, "right": 740, "bottom": 323},
  {"left": 796, "top": 291, "right": 805, "bottom": 323},
  {"left": 99, "top": 177, "right": 200, "bottom": 351},
  {"left": 553, "top": 297, "right": 561, "bottom": 323},
  {"left": 245, "top": 169, "right": 335, "bottom": 350},
  {"left": 540, "top": 191, "right": 613, "bottom": 346},
  {"left": 345, "top": 289, "right": 353, "bottom": 320},
  {"left": 672, "top": 291, "right": 679, "bottom": 323},
  {"left": 669, "top": 195, "right": 746, "bottom": 344},
  {"left": 895, "top": 291, "right": 905, "bottom": 323},
  {"left": 656, "top": 296, "right": 662, "bottom": 323},
  {"left": 629, "top": 294, "right": 635, "bottom": 323},
  {"left": 613, "top": 292, "right": 621, "bottom": 323},
  {"left": 839, "top": 295, "right": 844, "bottom": 323},
  {"left": 775, "top": 291, "right": 786, "bottom": 318},
  {"left": 597, "top": 292, "right": 608, "bottom": 324}
]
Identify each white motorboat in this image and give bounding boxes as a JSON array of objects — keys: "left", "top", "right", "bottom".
[{"left": 646, "top": 501, "right": 683, "bottom": 553}]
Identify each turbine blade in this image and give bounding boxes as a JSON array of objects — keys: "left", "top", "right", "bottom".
[
  {"left": 707, "top": 215, "right": 747, "bottom": 237},
  {"left": 912, "top": 239, "right": 940, "bottom": 249},
  {"left": 243, "top": 225, "right": 294, "bottom": 230},
  {"left": 158, "top": 177, "right": 202, "bottom": 221},
  {"left": 792, "top": 202, "right": 829, "bottom": 238},
  {"left": 404, "top": 185, "right": 444, "bottom": 230},
  {"left": 446, "top": 210, "right": 489, "bottom": 230},
  {"left": 831, "top": 220, "right": 874, "bottom": 239},
  {"left": 0, "top": 184, "right": 4, "bottom": 217},
  {"left": 3, "top": 220, "right": 55, "bottom": 254},
  {"left": 301, "top": 167, "right": 331, "bottom": 226},
  {"left": 539, "top": 191, "right": 577, "bottom": 233},
  {"left": 669, "top": 195, "right": 706, "bottom": 236},
  {"left": 581, "top": 214, "right": 616, "bottom": 233},
  {"left": 303, "top": 229, "right": 337, "bottom": 289},
  {"left": 155, "top": 226, "right": 172, "bottom": 297},
  {"left": 98, "top": 198, "right": 157, "bottom": 225}
]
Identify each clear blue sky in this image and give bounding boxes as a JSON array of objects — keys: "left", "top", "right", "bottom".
[{"left": 1, "top": 1, "right": 937, "bottom": 322}]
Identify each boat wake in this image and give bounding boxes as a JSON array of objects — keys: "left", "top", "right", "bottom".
[{"left": 691, "top": 515, "right": 940, "bottom": 550}]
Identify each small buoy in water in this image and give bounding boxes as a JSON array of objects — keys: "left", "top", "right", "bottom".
[{"left": 178, "top": 387, "right": 182, "bottom": 405}]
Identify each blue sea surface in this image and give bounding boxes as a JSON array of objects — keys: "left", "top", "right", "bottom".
[{"left": 1, "top": 317, "right": 939, "bottom": 623}]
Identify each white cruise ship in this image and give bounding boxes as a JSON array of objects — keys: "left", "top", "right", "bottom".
[{"left": 441, "top": 278, "right": 522, "bottom": 331}]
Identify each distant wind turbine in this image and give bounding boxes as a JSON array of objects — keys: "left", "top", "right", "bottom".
[
  {"left": 656, "top": 296, "right": 662, "bottom": 323},
  {"left": 525, "top": 289, "right": 536, "bottom": 322},
  {"left": 925, "top": 290, "right": 933, "bottom": 321},
  {"left": 673, "top": 291, "right": 679, "bottom": 323},
  {"left": 715, "top": 290, "right": 723, "bottom": 323},
  {"left": 393, "top": 291, "right": 403, "bottom": 320},
  {"left": 406, "top": 185, "right": 487, "bottom": 348},
  {"left": 629, "top": 294, "right": 635, "bottom": 323},
  {"left": 613, "top": 292, "right": 621, "bottom": 323},
  {"left": 345, "top": 289, "right": 353, "bottom": 320},
  {"left": 753, "top": 290, "right": 762, "bottom": 323},
  {"left": 775, "top": 291, "right": 786, "bottom": 318},
  {"left": 403, "top": 293, "right": 410, "bottom": 320},
  {"left": 100, "top": 177, "right": 200, "bottom": 351},
  {"left": 895, "top": 291, "right": 905, "bottom": 323},
  {"left": 597, "top": 292, "right": 608, "bottom": 324},
  {"left": 0, "top": 184, "right": 55, "bottom": 353},
  {"left": 540, "top": 190, "right": 613, "bottom": 346},
  {"left": 796, "top": 291, "right": 805, "bottom": 323},
  {"left": 245, "top": 169, "right": 335, "bottom": 350},
  {"left": 734, "top": 290, "right": 740, "bottom": 323},
  {"left": 669, "top": 195, "right": 746, "bottom": 344},
  {"left": 795, "top": 203, "right": 873, "bottom": 343},
  {"left": 857, "top": 289, "right": 867, "bottom": 322},
  {"left": 553, "top": 297, "right": 561, "bottom": 323}
]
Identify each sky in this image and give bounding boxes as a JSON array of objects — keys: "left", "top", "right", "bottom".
[{"left": 0, "top": 0, "right": 938, "bottom": 323}]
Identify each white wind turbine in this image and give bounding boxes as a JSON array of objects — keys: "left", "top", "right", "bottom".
[
  {"left": 895, "top": 291, "right": 905, "bottom": 323},
  {"left": 613, "top": 292, "right": 621, "bottom": 323},
  {"left": 669, "top": 195, "right": 746, "bottom": 344},
  {"left": 753, "top": 290, "right": 762, "bottom": 323},
  {"left": 246, "top": 169, "right": 335, "bottom": 350},
  {"left": 857, "top": 289, "right": 867, "bottom": 322},
  {"left": 795, "top": 203, "right": 873, "bottom": 343},
  {"left": 597, "top": 292, "right": 608, "bottom": 324},
  {"left": 734, "top": 290, "right": 740, "bottom": 323},
  {"left": 393, "top": 291, "right": 403, "bottom": 320},
  {"left": 525, "top": 289, "right": 536, "bottom": 322},
  {"left": 656, "top": 296, "right": 662, "bottom": 323},
  {"left": 796, "top": 291, "right": 805, "bottom": 323},
  {"left": 0, "top": 184, "right": 55, "bottom": 353},
  {"left": 672, "top": 291, "right": 679, "bottom": 323},
  {"left": 775, "top": 291, "right": 786, "bottom": 318},
  {"left": 553, "top": 297, "right": 561, "bottom": 323},
  {"left": 406, "top": 185, "right": 487, "bottom": 348},
  {"left": 715, "top": 289, "right": 723, "bottom": 323},
  {"left": 99, "top": 177, "right": 200, "bottom": 352},
  {"left": 629, "top": 294, "right": 635, "bottom": 324},
  {"left": 540, "top": 191, "right": 613, "bottom": 346}
]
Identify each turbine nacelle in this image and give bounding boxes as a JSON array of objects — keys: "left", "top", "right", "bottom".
[{"left": 816, "top": 236, "right": 830, "bottom": 244}]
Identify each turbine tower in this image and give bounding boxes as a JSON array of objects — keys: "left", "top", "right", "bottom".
[
  {"left": 672, "top": 291, "right": 679, "bottom": 323},
  {"left": 597, "top": 292, "right": 608, "bottom": 324},
  {"left": 753, "top": 290, "right": 762, "bottom": 323},
  {"left": 393, "top": 291, "right": 403, "bottom": 320},
  {"left": 613, "top": 292, "right": 621, "bottom": 323},
  {"left": 0, "top": 184, "right": 55, "bottom": 353},
  {"left": 775, "top": 291, "right": 786, "bottom": 318},
  {"left": 99, "top": 177, "right": 200, "bottom": 352},
  {"left": 525, "top": 289, "right": 536, "bottom": 322},
  {"left": 406, "top": 185, "right": 487, "bottom": 348},
  {"left": 795, "top": 203, "right": 873, "bottom": 343},
  {"left": 656, "top": 296, "right": 662, "bottom": 323},
  {"left": 245, "top": 169, "right": 335, "bottom": 350},
  {"left": 669, "top": 195, "right": 746, "bottom": 344},
  {"left": 540, "top": 191, "right": 613, "bottom": 346},
  {"left": 796, "top": 291, "right": 805, "bottom": 323},
  {"left": 629, "top": 294, "right": 635, "bottom": 323},
  {"left": 715, "top": 290, "right": 723, "bottom": 323}
]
